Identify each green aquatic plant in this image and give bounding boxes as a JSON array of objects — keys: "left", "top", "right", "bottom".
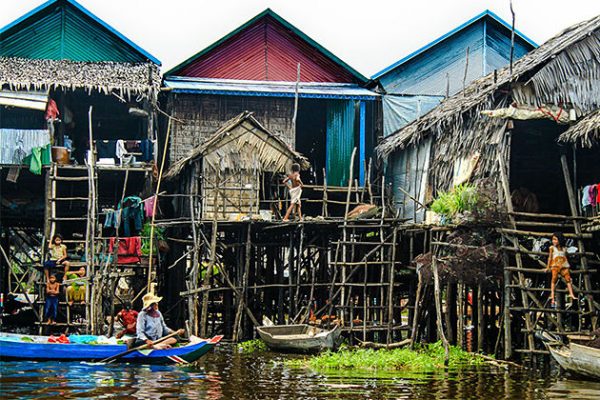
[
  {"left": 285, "top": 341, "right": 485, "bottom": 372},
  {"left": 238, "top": 339, "right": 268, "bottom": 353}
]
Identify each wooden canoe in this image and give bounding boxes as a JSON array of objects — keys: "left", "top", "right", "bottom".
[
  {"left": 256, "top": 324, "right": 341, "bottom": 353},
  {"left": 0, "top": 332, "right": 223, "bottom": 364},
  {"left": 539, "top": 331, "right": 600, "bottom": 380}
]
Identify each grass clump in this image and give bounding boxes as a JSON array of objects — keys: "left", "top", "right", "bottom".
[
  {"left": 430, "top": 183, "right": 479, "bottom": 222},
  {"left": 286, "top": 342, "right": 485, "bottom": 372},
  {"left": 238, "top": 338, "right": 268, "bottom": 353}
]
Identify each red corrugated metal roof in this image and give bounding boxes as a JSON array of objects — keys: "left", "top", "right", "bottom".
[{"left": 175, "top": 14, "right": 358, "bottom": 83}]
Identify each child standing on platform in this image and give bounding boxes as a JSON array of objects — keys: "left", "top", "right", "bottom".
[
  {"left": 282, "top": 163, "right": 303, "bottom": 222},
  {"left": 546, "top": 232, "right": 577, "bottom": 308},
  {"left": 44, "top": 274, "right": 60, "bottom": 324}
]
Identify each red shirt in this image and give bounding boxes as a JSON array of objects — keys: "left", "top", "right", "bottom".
[{"left": 118, "top": 309, "right": 138, "bottom": 332}]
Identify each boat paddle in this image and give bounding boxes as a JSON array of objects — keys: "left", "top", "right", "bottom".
[{"left": 98, "top": 329, "right": 183, "bottom": 364}]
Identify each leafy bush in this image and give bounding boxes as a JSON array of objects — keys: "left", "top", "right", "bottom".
[
  {"left": 140, "top": 222, "right": 165, "bottom": 256},
  {"left": 430, "top": 184, "right": 480, "bottom": 222}
]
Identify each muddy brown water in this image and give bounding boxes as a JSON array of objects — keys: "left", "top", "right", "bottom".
[{"left": 1, "top": 345, "right": 599, "bottom": 399}]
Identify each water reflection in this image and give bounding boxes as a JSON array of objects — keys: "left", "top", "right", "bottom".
[{"left": 1, "top": 345, "right": 600, "bottom": 399}]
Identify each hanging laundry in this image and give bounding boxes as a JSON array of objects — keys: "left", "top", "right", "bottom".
[
  {"left": 28, "top": 147, "right": 42, "bottom": 175},
  {"left": 582, "top": 185, "right": 593, "bottom": 207},
  {"left": 118, "top": 196, "right": 144, "bottom": 237},
  {"left": 95, "top": 140, "right": 117, "bottom": 159},
  {"left": 109, "top": 237, "right": 142, "bottom": 264},
  {"left": 144, "top": 195, "right": 156, "bottom": 218},
  {"left": 104, "top": 208, "right": 119, "bottom": 228},
  {"left": 125, "top": 140, "right": 141, "bottom": 152},
  {"left": 139, "top": 139, "right": 153, "bottom": 162},
  {"left": 44, "top": 99, "right": 60, "bottom": 121}
]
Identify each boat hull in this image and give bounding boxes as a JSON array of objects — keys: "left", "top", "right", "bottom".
[
  {"left": 0, "top": 333, "right": 223, "bottom": 364},
  {"left": 548, "top": 343, "right": 600, "bottom": 380},
  {"left": 257, "top": 324, "right": 341, "bottom": 353}
]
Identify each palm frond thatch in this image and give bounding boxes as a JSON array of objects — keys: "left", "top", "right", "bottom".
[
  {"left": 0, "top": 57, "right": 160, "bottom": 101},
  {"left": 164, "top": 111, "right": 309, "bottom": 180},
  {"left": 558, "top": 109, "right": 600, "bottom": 148}
]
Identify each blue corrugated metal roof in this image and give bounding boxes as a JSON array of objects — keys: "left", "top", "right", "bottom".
[
  {"left": 0, "top": 0, "right": 160, "bottom": 65},
  {"left": 164, "top": 77, "right": 378, "bottom": 100},
  {"left": 372, "top": 10, "right": 536, "bottom": 79}
]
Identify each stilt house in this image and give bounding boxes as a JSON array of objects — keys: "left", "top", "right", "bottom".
[
  {"left": 0, "top": 0, "right": 161, "bottom": 333},
  {"left": 377, "top": 14, "right": 600, "bottom": 220},
  {"left": 162, "top": 9, "right": 379, "bottom": 187}
]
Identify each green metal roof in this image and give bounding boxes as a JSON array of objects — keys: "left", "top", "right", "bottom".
[{"left": 0, "top": 0, "right": 160, "bottom": 64}]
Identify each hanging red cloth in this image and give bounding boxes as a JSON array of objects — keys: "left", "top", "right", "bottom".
[
  {"left": 109, "top": 237, "right": 142, "bottom": 264},
  {"left": 45, "top": 99, "right": 60, "bottom": 120}
]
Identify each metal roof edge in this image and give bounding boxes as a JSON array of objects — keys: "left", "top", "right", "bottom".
[
  {"left": 165, "top": 8, "right": 368, "bottom": 83},
  {"left": 371, "top": 9, "right": 538, "bottom": 79},
  {"left": 168, "top": 88, "right": 378, "bottom": 100},
  {"left": 1, "top": 0, "right": 161, "bottom": 66}
]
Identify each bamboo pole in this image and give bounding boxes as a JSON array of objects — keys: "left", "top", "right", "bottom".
[
  {"left": 147, "top": 117, "right": 172, "bottom": 291},
  {"left": 432, "top": 254, "right": 450, "bottom": 364},
  {"left": 233, "top": 223, "right": 252, "bottom": 341},
  {"left": 560, "top": 155, "right": 596, "bottom": 327},
  {"left": 498, "top": 152, "right": 535, "bottom": 352},
  {"left": 200, "top": 169, "right": 219, "bottom": 338}
]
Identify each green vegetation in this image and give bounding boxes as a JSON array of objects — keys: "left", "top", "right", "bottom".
[
  {"left": 430, "top": 184, "right": 479, "bottom": 222},
  {"left": 238, "top": 339, "right": 268, "bottom": 353},
  {"left": 140, "top": 222, "right": 165, "bottom": 256},
  {"left": 285, "top": 342, "right": 485, "bottom": 372}
]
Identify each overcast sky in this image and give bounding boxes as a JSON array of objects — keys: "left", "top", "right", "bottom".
[{"left": 2, "top": 0, "right": 599, "bottom": 76}]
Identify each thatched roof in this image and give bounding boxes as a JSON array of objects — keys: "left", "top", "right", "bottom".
[
  {"left": 558, "top": 109, "right": 600, "bottom": 148},
  {"left": 0, "top": 57, "right": 160, "bottom": 101},
  {"left": 377, "top": 14, "right": 600, "bottom": 158},
  {"left": 164, "top": 111, "right": 309, "bottom": 180}
]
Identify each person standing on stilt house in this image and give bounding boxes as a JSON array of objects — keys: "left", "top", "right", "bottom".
[
  {"left": 546, "top": 232, "right": 577, "bottom": 308},
  {"left": 283, "top": 163, "right": 303, "bottom": 222}
]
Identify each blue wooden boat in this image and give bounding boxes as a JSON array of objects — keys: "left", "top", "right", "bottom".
[{"left": 0, "top": 333, "right": 223, "bottom": 364}]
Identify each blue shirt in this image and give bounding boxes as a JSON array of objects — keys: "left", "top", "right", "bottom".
[{"left": 136, "top": 310, "right": 172, "bottom": 341}]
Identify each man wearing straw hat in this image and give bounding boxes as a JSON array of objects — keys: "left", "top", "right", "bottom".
[{"left": 135, "top": 292, "right": 184, "bottom": 349}]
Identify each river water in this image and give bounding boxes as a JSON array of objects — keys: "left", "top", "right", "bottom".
[{"left": 1, "top": 345, "right": 599, "bottom": 399}]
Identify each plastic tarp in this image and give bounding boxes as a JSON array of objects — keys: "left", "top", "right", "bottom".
[
  {"left": 0, "top": 129, "right": 50, "bottom": 165},
  {"left": 387, "top": 137, "right": 432, "bottom": 222},
  {"left": 382, "top": 95, "right": 442, "bottom": 137}
]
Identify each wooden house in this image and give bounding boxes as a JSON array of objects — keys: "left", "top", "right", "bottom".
[
  {"left": 0, "top": 0, "right": 161, "bottom": 333},
  {"left": 164, "top": 111, "right": 308, "bottom": 220},
  {"left": 162, "top": 9, "right": 378, "bottom": 187}
]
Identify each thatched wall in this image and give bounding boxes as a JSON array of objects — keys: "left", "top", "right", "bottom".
[{"left": 166, "top": 93, "right": 295, "bottom": 163}]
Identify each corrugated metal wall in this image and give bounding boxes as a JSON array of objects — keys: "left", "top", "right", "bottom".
[
  {"left": 326, "top": 100, "right": 355, "bottom": 187},
  {"left": 388, "top": 137, "right": 432, "bottom": 222},
  {"left": 177, "top": 15, "right": 356, "bottom": 83},
  {"left": 1, "top": 2, "right": 147, "bottom": 63}
]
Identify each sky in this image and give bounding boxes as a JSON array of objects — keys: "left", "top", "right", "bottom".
[{"left": 1, "top": 0, "right": 599, "bottom": 76}]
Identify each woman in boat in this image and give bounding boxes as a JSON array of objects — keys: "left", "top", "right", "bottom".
[{"left": 136, "top": 292, "right": 184, "bottom": 349}]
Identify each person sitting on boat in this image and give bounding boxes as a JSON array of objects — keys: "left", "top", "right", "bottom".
[
  {"left": 115, "top": 302, "right": 138, "bottom": 339},
  {"left": 136, "top": 292, "right": 184, "bottom": 349}
]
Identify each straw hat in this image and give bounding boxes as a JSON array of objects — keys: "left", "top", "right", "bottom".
[{"left": 142, "top": 292, "right": 163, "bottom": 310}]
